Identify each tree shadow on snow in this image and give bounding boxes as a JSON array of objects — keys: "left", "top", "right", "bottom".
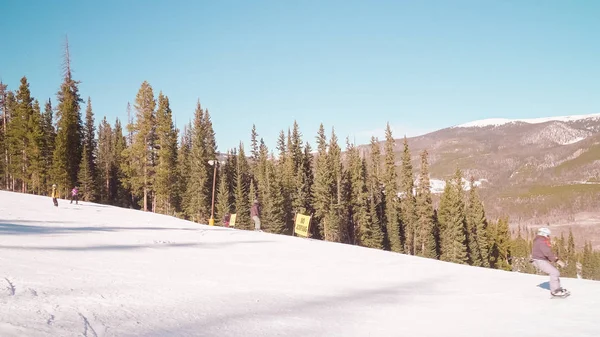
[
  {"left": 0, "top": 240, "right": 272, "bottom": 251},
  {"left": 537, "top": 281, "right": 550, "bottom": 290},
  {"left": 146, "top": 276, "right": 442, "bottom": 336},
  {"left": 0, "top": 220, "right": 223, "bottom": 235}
]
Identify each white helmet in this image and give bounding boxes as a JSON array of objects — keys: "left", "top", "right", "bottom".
[{"left": 538, "top": 227, "right": 551, "bottom": 237}]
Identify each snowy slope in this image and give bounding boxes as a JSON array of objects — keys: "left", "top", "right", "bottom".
[
  {"left": 454, "top": 113, "right": 600, "bottom": 128},
  {"left": 1, "top": 191, "right": 599, "bottom": 337}
]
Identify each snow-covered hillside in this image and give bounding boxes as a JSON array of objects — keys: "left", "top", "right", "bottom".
[
  {"left": 454, "top": 113, "right": 600, "bottom": 128},
  {"left": 1, "top": 191, "right": 599, "bottom": 337}
]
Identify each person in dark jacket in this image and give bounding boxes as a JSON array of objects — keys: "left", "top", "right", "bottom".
[
  {"left": 531, "top": 227, "right": 568, "bottom": 296},
  {"left": 251, "top": 199, "right": 261, "bottom": 231}
]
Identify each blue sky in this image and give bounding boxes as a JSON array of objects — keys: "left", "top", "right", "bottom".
[{"left": 1, "top": 0, "right": 599, "bottom": 152}]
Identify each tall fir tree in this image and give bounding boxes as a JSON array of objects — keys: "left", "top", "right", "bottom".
[
  {"left": 40, "top": 99, "right": 56, "bottom": 193},
  {"left": 438, "top": 169, "right": 469, "bottom": 264},
  {"left": 263, "top": 154, "right": 286, "bottom": 233},
  {"left": 0, "top": 81, "right": 8, "bottom": 189},
  {"left": 185, "top": 102, "right": 210, "bottom": 222},
  {"left": 399, "top": 136, "right": 417, "bottom": 255},
  {"left": 112, "top": 117, "right": 129, "bottom": 207},
  {"left": 383, "top": 123, "right": 402, "bottom": 252},
  {"left": 325, "top": 128, "right": 345, "bottom": 243},
  {"left": 154, "top": 93, "right": 179, "bottom": 215},
  {"left": 123, "top": 82, "right": 156, "bottom": 211},
  {"left": 215, "top": 163, "right": 231, "bottom": 225},
  {"left": 97, "top": 117, "right": 113, "bottom": 202},
  {"left": 312, "top": 124, "right": 331, "bottom": 240},
  {"left": 52, "top": 39, "right": 83, "bottom": 196},
  {"left": 175, "top": 122, "right": 192, "bottom": 216},
  {"left": 234, "top": 143, "right": 251, "bottom": 229},
  {"left": 465, "top": 176, "right": 490, "bottom": 267},
  {"left": 489, "top": 217, "right": 512, "bottom": 270},
  {"left": 78, "top": 97, "right": 98, "bottom": 201},
  {"left": 367, "top": 137, "right": 385, "bottom": 249},
  {"left": 415, "top": 150, "right": 437, "bottom": 258},
  {"left": 27, "top": 99, "right": 43, "bottom": 194},
  {"left": 8, "top": 77, "right": 33, "bottom": 192},
  {"left": 562, "top": 229, "right": 578, "bottom": 278},
  {"left": 347, "top": 140, "right": 381, "bottom": 247}
]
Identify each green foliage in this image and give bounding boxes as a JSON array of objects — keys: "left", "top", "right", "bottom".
[
  {"left": 154, "top": 93, "right": 179, "bottom": 215},
  {"left": 52, "top": 49, "right": 83, "bottom": 196},
  {"left": 313, "top": 124, "right": 331, "bottom": 240},
  {"left": 234, "top": 143, "right": 251, "bottom": 229},
  {"left": 438, "top": 169, "right": 468, "bottom": 264},
  {"left": 78, "top": 97, "right": 98, "bottom": 201},
  {"left": 400, "top": 136, "right": 417, "bottom": 255},
  {"left": 466, "top": 176, "right": 490, "bottom": 267},
  {"left": 489, "top": 217, "right": 512, "bottom": 271},
  {"left": 383, "top": 123, "right": 401, "bottom": 252},
  {"left": 415, "top": 150, "right": 437, "bottom": 258}
]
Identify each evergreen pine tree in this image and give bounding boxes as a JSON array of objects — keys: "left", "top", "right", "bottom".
[
  {"left": 581, "top": 241, "right": 594, "bottom": 280},
  {"left": 0, "top": 81, "right": 8, "bottom": 189},
  {"left": 52, "top": 39, "right": 83, "bottom": 196},
  {"left": 465, "top": 176, "right": 490, "bottom": 267},
  {"left": 215, "top": 164, "right": 231, "bottom": 225},
  {"left": 383, "top": 123, "right": 402, "bottom": 252},
  {"left": 438, "top": 169, "right": 468, "bottom": 264},
  {"left": 562, "top": 229, "right": 578, "bottom": 278},
  {"left": 313, "top": 124, "right": 332, "bottom": 240},
  {"left": 78, "top": 143, "right": 94, "bottom": 200},
  {"left": 97, "top": 117, "right": 113, "bottom": 202},
  {"left": 78, "top": 97, "right": 98, "bottom": 201},
  {"left": 125, "top": 81, "right": 156, "bottom": 211},
  {"left": 40, "top": 99, "right": 56, "bottom": 193},
  {"left": 415, "top": 150, "right": 437, "bottom": 258},
  {"left": 399, "top": 136, "right": 417, "bottom": 255},
  {"left": 263, "top": 155, "right": 286, "bottom": 234},
  {"left": 175, "top": 122, "right": 192, "bottom": 216},
  {"left": 8, "top": 77, "right": 33, "bottom": 192},
  {"left": 367, "top": 137, "right": 385, "bottom": 249},
  {"left": 510, "top": 225, "right": 536, "bottom": 273},
  {"left": 27, "top": 99, "right": 44, "bottom": 194},
  {"left": 154, "top": 93, "right": 179, "bottom": 215},
  {"left": 234, "top": 143, "right": 251, "bottom": 229},
  {"left": 112, "top": 118, "right": 129, "bottom": 207},
  {"left": 489, "top": 217, "right": 512, "bottom": 270}
]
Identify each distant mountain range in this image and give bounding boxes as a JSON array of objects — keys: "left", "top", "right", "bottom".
[{"left": 363, "top": 113, "right": 600, "bottom": 248}]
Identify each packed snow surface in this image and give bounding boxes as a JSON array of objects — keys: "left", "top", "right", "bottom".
[
  {"left": 1, "top": 191, "right": 599, "bottom": 336},
  {"left": 455, "top": 113, "right": 600, "bottom": 128}
]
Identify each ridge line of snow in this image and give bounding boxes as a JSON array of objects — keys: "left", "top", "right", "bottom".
[{"left": 453, "top": 113, "right": 600, "bottom": 128}]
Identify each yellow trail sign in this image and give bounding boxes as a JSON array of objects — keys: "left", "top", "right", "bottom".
[{"left": 294, "top": 213, "right": 311, "bottom": 237}]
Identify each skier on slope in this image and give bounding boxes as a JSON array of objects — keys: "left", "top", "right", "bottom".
[
  {"left": 70, "top": 186, "right": 79, "bottom": 204},
  {"left": 531, "top": 227, "right": 568, "bottom": 297},
  {"left": 51, "top": 184, "right": 59, "bottom": 207}
]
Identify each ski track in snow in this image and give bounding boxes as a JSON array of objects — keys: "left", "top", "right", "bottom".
[
  {"left": 4, "top": 277, "right": 15, "bottom": 296},
  {"left": 0, "top": 190, "right": 600, "bottom": 336}
]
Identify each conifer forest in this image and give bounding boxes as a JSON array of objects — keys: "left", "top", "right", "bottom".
[{"left": 1, "top": 45, "right": 599, "bottom": 281}]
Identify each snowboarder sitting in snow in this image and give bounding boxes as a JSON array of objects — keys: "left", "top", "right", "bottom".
[
  {"left": 531, "top": 227, "right": 568, "bottom": 297},
  {"left": 51, "top": 184, "right": 58, "bottom": 207},
  {"left": 70, "top": 186, "right": 79, "bottom": 204}
]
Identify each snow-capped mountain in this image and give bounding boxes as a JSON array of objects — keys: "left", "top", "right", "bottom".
[
  {"left": 454, "top": 113, "right": 600, "bottom": 128},
  {"left": 0, "top": 191, "right": 599, "bottom": 336}
]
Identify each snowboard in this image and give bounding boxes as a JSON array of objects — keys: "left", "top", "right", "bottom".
[{"left": 550, "top": 291, "right": 571, "bottom": 299}]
